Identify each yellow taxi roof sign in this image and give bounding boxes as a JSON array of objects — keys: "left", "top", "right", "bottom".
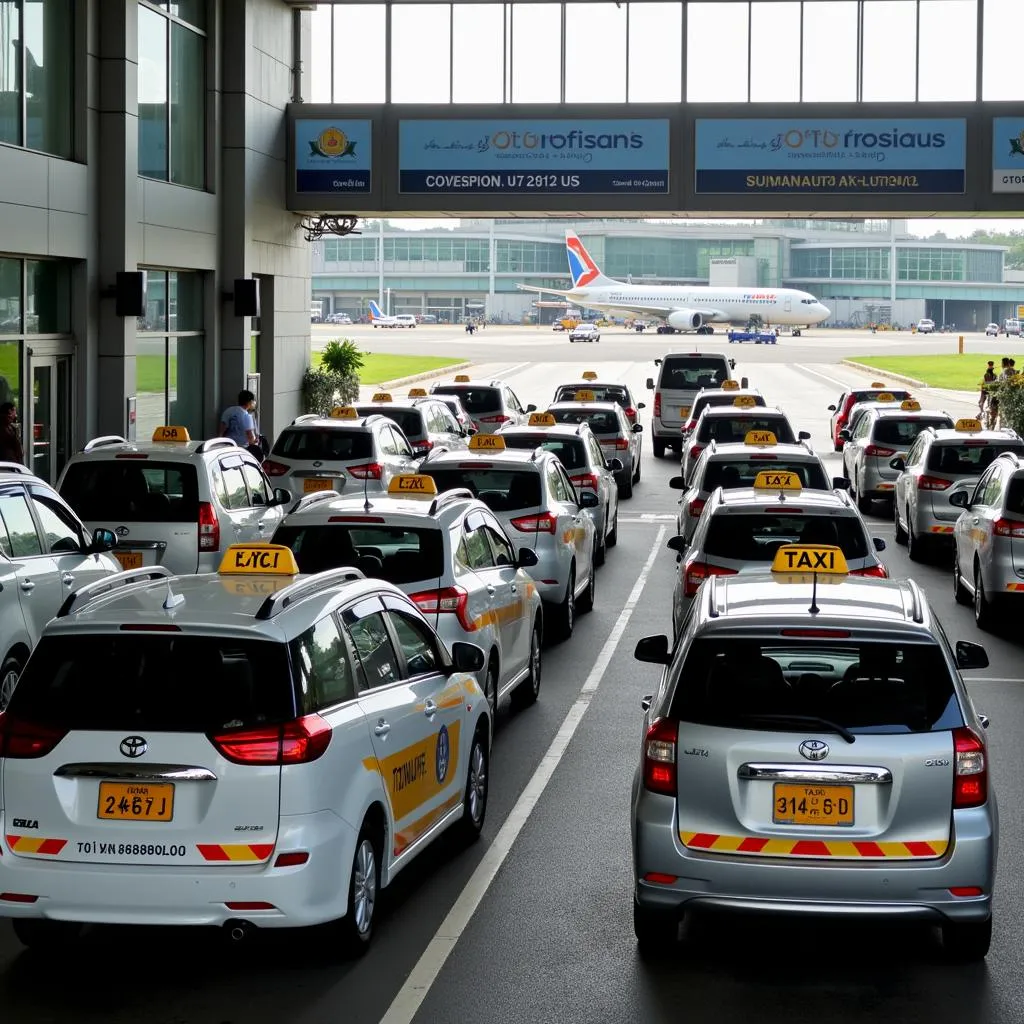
[
  {"left": 733, "top": 395, "right": 757, "bottom": 408},
  {"left": 469, "top": 434, "right": 506, "bottom": 451},
  {"left": 744, "top": 430, "right": 777, "bottom": 446},
  {"left": 721, "top": 380, "right": 740, "bottom": 390},
  {"left": 388, "top": 474, "right": 438, "bottom": 498},
  {"left": 955, "top": 418, "right": 983, "bottom": 433},
  {"left": 454, "top": 374, "right": 471, "bottom": 383},
  {"left": 152, "top": 426, "right": 191, "bottom": 443},
  {"left": 408, "top": 388, "right": 428, "bottom": 397},
  {"left": 900, "top": 399, "right": 922, "bottom": 411},
  {"left": 329, "top": 406, "right": 359, "bottom": 419},
  {"left": 529, "top": 412, "right": 557, "bottom": 427},
  {"left": 875, "top": 392, "right": 895, "bottom": 402},
  {"left": 371, "top": 391, "right": 393, "bottom": 403},
  {"left": 771, "top": 544, "right": 849, "bottom": 576},
  {"left": 871, "top": 381, "right": 886, "bottom": 388},
  {"left": 582, "top": 371, "right": 598, "bottom": 381},
  {"left": 575, "top": 389, "right": 597, "bottom": 402},
  {"left": 753, "top": 470, "right": 801, "bottom": 491},
  {"left": 219, "top": 544, "right": 300, "bottom": 576}
]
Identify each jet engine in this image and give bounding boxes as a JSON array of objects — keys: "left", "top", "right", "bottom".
[{"left": 666, "top": 309, "right": 704, "bottom": 331}]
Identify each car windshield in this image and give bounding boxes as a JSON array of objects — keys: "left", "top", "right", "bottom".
[
  {"left": 421, "top": 467, "right": 541, "bottom": 512},
  {"left": 548, "top": 408, "right": 622, "bottom": 434},
  {"left": 927, "top": 441, "right": 1024, "bottom": 474},
  {"left": 10, "top": 635, "right": 294, "bottom": 732},
  {"left": 355, "top": 407, "right": 423, "bottom": 438},
  {"left": 431, "top": 387, "right": 500, "bottom": 414},
  {"left": 693, "top": 394, "right": 765, "bottom": 419},
  {"left": 274, "top": 523, "right": 444, "bottom": 583},
  {"left": 873, "top": 418, "right": 952, "bottom": 446},
  {"left": 660, "top": 357, "right": 728, "bottom": 389},
  {"left": 59, "top": 461, "right": 199, "bottom": 523},
  {"left": 272, "top": 428, "right": 373, "bottom": 460},
  {"left": 850, "top": 390, "right": 911, "bottom": 406},
  {"left": 667, "top": 640, "right": 960, "bottom": 734},
  {"left": 554, "top": 386, "right": 629, "bottom": 407},
  {"left": 702, "top": 459, "right": 830, "bottom": 492},
  {"left": 697, "top": 415, "right": 796, "bottom": 445},
  {"left": 501, "top": 435, "right": 588, "bottom": 470},
  {"left": 703, "top": 512, "right": 869, "bottom": 561}
]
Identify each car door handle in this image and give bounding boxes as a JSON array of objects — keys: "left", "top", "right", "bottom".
[
  {"left": 257, "top": 521, "right": 266, "bottom": 532},
  {"left": 972, "top": 518, "right": 980, "bottom": 524},
  {"left": 19, "top": 579, "right": 34, "bottom": 593},
  {"left": 486, "top": 584, "right": 496, "bottom": 596},
  {"left": 61, "top": 572, "right": 75, "bottom": 587},
  {"left": 510, "top": 584, "right": 517, "bottom": 594},
  {"left": 373, "top": 719, "right": 391, "bottom": 738},
  {"left": 423, "top": 700, "right": 438, "bottom": 718}
]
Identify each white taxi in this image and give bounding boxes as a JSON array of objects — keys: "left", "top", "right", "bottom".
[
  {"left": 0, "top": 544, "right": 490, "bottom": 954},
  {"left": 272, "top": 475, "right": 544, "bottom": 722},
  {"left": 58, "top": 427, "right": 293, "bottom": 576}
]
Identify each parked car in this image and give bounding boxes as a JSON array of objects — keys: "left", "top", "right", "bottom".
[
  {"left": 985, "top": 323, "right": 999, "bottom": 337},
  {"left": 916, "top": 319, "right": 936, "bottom": 334}
]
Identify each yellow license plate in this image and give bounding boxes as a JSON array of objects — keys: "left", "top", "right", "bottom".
[
  {"left": 303, "top": 478, "right": 333, "bottom": 493},
  {"left": 98, "top": 782, "right": 174, "bottom": 822},
  {"left": 679, "top": 407, "right": 691, "bottom": 418},
  {"left": 773, "top": 783, "right": 853, "bottom": 826},
  {"left": 114, "top": 551, "right": 143, "bottom": 570}
]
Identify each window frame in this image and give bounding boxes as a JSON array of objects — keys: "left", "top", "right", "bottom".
[{"left": 0, "top": 485, "right": 44, "bottom": 558}]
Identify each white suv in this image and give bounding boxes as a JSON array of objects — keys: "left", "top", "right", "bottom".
[
  {"left": 916, "top": 318, "right": 936, "bottom": 334},
  {"left": 394, "top": 314, "right": 417, "bottom": 328}
]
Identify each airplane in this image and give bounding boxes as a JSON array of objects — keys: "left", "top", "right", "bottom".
[
  {"left": 517, "top": 231, "right": 831, "bottom": 335},
  {"left": 368, "top": 299, "right": 398, "bottom": 327}
]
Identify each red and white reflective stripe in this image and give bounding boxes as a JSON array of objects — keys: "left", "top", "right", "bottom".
[
  {"left": 928, "top": 526, "right": 955, "bottom": 534},
  {"left": 6, "top": 835, "right": 67, "bottom": 855},
  {"left": 680, "top": 830, "right": 947, "bottom": 859},
  {"left": 196, "top": 843, "right": 275, "bottom": 862}
]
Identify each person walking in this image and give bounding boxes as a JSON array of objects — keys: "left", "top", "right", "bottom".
[
  {"left": 219, "top": 389, "right": 261, "bottom": 458},
  {"left": 0, "top": 402, "right": 24, "bottom": 465},
  {"left": 980, "top": 361, "right": 997, "bottom": 418}
]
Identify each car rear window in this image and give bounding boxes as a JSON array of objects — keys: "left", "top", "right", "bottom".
[
  {"left": 421, "top": 467, "right": 541, "bottom": 512},
  {"left": 59, "top": 461, "right": 199, "bottom": 523},
  {"left": 927, "top": 441, "right": 1024, "bottom": 474},
  {"left": 659, "top": 357, "right": 729, "bottom": 389},
  {"left": 272, "top": 428, "right": 373, "bottom": 460},
  {"left": 554, "top": 386, "right": 629, "bottom": 406},
  {"left": 850, "top": 390, "right": 911, "bottom": 406},
  {"left": 704, "top": 512, "right": 869, "bottom": 561},
  {"left": 432, "top": 386, "right": 500, "bottom": 414},
  {"left": 697, "top": 415, "right": 796, "bottom": 445},
  {"left": 1006, "top": 475, "right": 1024, "bottom": 514},
  {"left": 356, "top": 407, "right": 423, "bottom": 438},
  {"left": 501, "top": 435, "right": 588, "bottom": 470},
  {"left": 873, "top": 417, "right": 952, "bottom": 446},
  {"left": 548, "top": 408, "right": 622, "bottom": 434},
  {"left": 693, "top": 394, "right": 766, "bottom": 419},
  {"left": 10, "top": 635, "right": 294, "bottom": 732},
  {"left": 668, "top": 640, "right": 960, "bottom": 734},
  {"left": 702, "top": 459, "right": 830, "bottom": 492},
  {"left": 274, "top": 523, "right": 444, "bottom": 583}
]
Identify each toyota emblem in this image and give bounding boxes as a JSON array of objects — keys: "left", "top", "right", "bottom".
[
  {"left": 116, "top": 526, "right": 130, "bottom": 537},
  {"left": 120, "top": 735, "right": 148, "bottom": 758},
  {"left": 312, "top": 460, "right": 323, "bottom": 468},
  {"left": 798, "top": 739, "right": 829, "bottom": 761}
]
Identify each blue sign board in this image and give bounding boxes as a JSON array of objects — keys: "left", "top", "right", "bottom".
[
  {"left": 398, "top": 119, "right": 670, "bottom": 195},
  {"left": 694, "top": 119, "right": 966, "bottom": 195},
  {"left": 992, "top": 118, "right": 1024, "bottom": 194},
  {"left": 295, "top": 119, "right": 372, "bottom": 194}
]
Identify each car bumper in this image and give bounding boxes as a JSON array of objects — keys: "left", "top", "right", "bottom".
[
  {"left": 862, "top": 460, "right": 902, "bottom": 496},
  {"left": 281, "top": 472, "right": 356, "bottom": 498},
  {"left": 912, "top": 502, "right": 960, "bottom": 538},
  {"left": 979, "top": 548, "right": 1024, "bottom": 593}
]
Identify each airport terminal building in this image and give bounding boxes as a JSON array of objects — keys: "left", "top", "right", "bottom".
[{"left": 311, "top": 219, "right": 1020, "bottom": 330}]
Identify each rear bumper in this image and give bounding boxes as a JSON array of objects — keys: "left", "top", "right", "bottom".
[
  {"left": 862, "top": 461, "right": 900, "bottom": 496},
  {"left": 911, "top": 502, "right": 959, "bottom": 538}
]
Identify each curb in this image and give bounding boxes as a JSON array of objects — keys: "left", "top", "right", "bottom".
[
  {"left": 371, "top": 361, "right": 474, "bottom": 390},
  {"left": 840, "top": 359, "right": 927, "bottom": 388}
]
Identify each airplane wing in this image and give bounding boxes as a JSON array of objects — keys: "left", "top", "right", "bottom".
[{"left": 516, "top": 283, "right": 575, "bottom": 298}]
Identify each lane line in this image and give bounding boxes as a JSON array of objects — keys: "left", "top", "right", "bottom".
[
  {"left": 793, "top": 363, "right": 851, "bottom": 389},
  {"left": 380, "top": 526, "right": 668, "bottom": 1024},
  {"left": 964, "top": 677, "right": 1024, "bottom": 684}
]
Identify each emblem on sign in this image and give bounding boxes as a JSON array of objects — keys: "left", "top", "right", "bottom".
[
  {"left": 798, "top": 739, "right": 829, "bottom": 761},
  {"left": 435, "top": 725, "right": 450, "bottom": 784},
  {"left": 120, "top": 736, "right": 148, "bottom": 758},
  {"left": 310, "top": 127, "right": 356, "bottom": 159}
]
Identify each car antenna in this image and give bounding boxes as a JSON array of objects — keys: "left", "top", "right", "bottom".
[
  {"left": 808, "top": 570, "right": 820, "bottom": 616},
  {"left": 363, "top": 460, "right": 372, "bottom": 513}
]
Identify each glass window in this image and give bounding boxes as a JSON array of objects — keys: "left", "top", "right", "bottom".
[
  {"left": 511, "top": 4, "right": 560, "bottom": 102},
  {"left": 271, "top": 428, "right": 372, "bottom": 461},
  {"left": 59, "top": 459, "right": 198, "bottom": 522},
  {"left": 688, "top": 3, "right": 748, "bottom": 102},
  {"left": 28, "top": 485, "right": 80, "bottom": 552},
  {"left": 0, "top": 490, "right": 42, "bottom": 556},
  {"left": 983, "top": 0, "right": 1024, "bottom": 100},
  {"left": 0, "top": 1, "right": 22, "bottom": 146},
  {"left": 0, "top": 340, "right": 20, "bottom": 412},
  {"left": 453, "top": 4, "right": 504, "bottom": 103},
  {"left": 628, "top": 3, "right": 681, "bottom": 102},
  {"left": 241, "top": 463, "right": 269, "bottom": 506},
  {"left": 292, "top": 615, "right": 357, "bottom": 709},
  {"left": 25, "top": 260, "right": 70, "bottom": 335},
  {"left": 169, "top": 22, "right": 204, "bottom": 188},
  {"left": 0, "top": 259, "right": 21, "bottom": 338},
  {"left": 703, "top": 512, "right": 870, "bottom": 562},
  {"left": 332, "top": 4, "right": 385, "bottom": 103},
  {"left": 919, "top": 0, "right": 976, "bottom": 100},
  {"left": 166, "top": 1, "right": 204, "bottom": 30},
  {"left": 750, "top": 2, "right": 800, "bottom": 102},
  {"left": 422, "top": 467, "right": 541, "bottom": 512},
  {"left": 218, "top": 463, "right": 248, "bottom": 510},
  {"left": 461, "top": 520, "right": 493, "bottom": 569},
  {"left": 483, "top": 524, "right": 514, "bottom": 567},
  {"left": 862, "top": 1, "right": 917, "bottom": 101},
  {"left": 387, "top": 609, "right": 439, "bottom": 677},
  {"left": 344, "top": 608, "right": 399, "bottom": 689},
  {"left": 391, "top": 5, "right": 450, "bottom": 102},
  {"left": 565, "top": 3, "right": 626, "bottom": 102},
  {"left": 138, "top": 4, "right": 169, "bottom": 180},
  {"left": 802, "top": 1, "right": 857, "bottom": 101}
]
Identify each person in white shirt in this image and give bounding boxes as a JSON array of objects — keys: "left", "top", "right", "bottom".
[{"left": 219, "top": 390, "right": 258, "bottom": 452}]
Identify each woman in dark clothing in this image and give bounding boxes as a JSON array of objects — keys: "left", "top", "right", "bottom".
[{"left": 0, "top": 402, "right": 24, "bottom": 465}]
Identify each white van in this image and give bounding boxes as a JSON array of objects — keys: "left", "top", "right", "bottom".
[
  {"left": 1003, "top": 319, "right": 1021, "bottom": 337},
  {"left": 394, "top": 314, "right": 417, "bottom": 328}
]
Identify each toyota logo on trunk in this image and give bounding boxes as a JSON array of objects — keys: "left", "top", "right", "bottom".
[
  {"left": 120, "top": 736, "right": 148, "bottom": 758},
  {"left": 798, "top": 739, "right": 829, "bottom": 761}
]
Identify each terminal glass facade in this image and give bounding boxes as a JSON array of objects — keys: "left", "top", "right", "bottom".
[{"left": 792, "top": 246, "right": 1004, "bottom": 283}]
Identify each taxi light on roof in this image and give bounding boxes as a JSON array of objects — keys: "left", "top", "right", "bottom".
[
  {"left": 528, "top": 412, "right": 557, "bottom": 427},
  {"left": 218, "top": 543, "right": 300, "bottom": 576},
  {"left": 387, "top": 474, "right": 438, "bottom": 498},
  {"left": 330, "top": 406, "right": 358, "bottom": 419},
  {"left": 582, "top": 371, "right": 598, "bottom": 381},
  {"left": 901, "top": 399, "right": 922, "bottom": 411},
  {"left": 771, "top": 544, "right": 849, "bottom": 576},
  {"left": 744, "top": 430, "right": 777, "bottom": 446},
  {"left": 733, "top": 395, "right": 757, "bottom": 408},
  {"left": 575, "top": 389, "right": 596, "bottom": 402},
  {"left": 720, "top": 380, "right": 740, "bottom": 391},
  {"left": 753, "top": 470, "right": 801, "bottom": 491},
  {"left": 408, "top": 388, "right": 428, "bottom": 397},
  {"left": 371, "top": 392, "right": 393, "bottom": 403},
  {"left": 454, "top": 374, "right": 471, "bottom": 383},
  {"left": 875, "top": 392, "right": 896, "bottom": 402},
  {"left": 151, "top": 425, "right": 190, "bottom": 443},
  {"left": 955, "top": 418, "right": 982, "bottom": 433},
  {"left": 871, "top": 381, "right": 886, "bottom": 388},
  {"left": 468, "top": 434, "right": 505, "bottom": 451}
]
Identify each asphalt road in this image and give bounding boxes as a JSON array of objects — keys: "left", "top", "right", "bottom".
[{"left": 2, "top": 329, "right": 1023, "bottom": 1024}]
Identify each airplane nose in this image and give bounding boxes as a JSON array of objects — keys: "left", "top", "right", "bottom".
[{"left": 816, "top": 303, "right": 830, "bottom": 321}]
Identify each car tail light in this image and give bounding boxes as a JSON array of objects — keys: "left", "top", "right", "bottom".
[
  {"left": 198, "top": 501, "right": 220, "bottom": 552},
  {"left": 865, "top": 444, "right": 896, "bottom": 458},
  {"left": 849, "top": 563, "right": 888, "bottom": 578},
  {"left": 688, "top": 497, "right": 705, "bottom": 518},
  {"left": 642, "top": 717, "right": 678, "bottom": 796},
  {"left": 571, "top": 473, "right": 600, "bottom": 492},
  {"left": 412, "top": 439, "right": 434, "bottom": 454},
  {"left": 210, "top": 715, "right": 332, "bottom": 765},
  {"left": 0, "top": 713, "right": 67, "bottom": 759},
  {"left": 225, "top": 901, "right": 276, "bottom": 911},
  {"left": 478, "top": 414, "right": 511, "bottom": 424},
  {"left": 328, "top": 515, "right": 385, "bottom": 523},
  {"left": 948, "top": 886, "right": 984, "bottom": 897},
  {"left": 749, "top": 454, "right": 778, "bottom": 461},
  {"left": 684, "top": 562, "right": 737, "bottom": 597},
  {"left": 689, "top": 444, "right": 704, "bottom": 459},
  {"left": 654, "top": 394, "right": 662, "bottom": 418},
  {"left": 917, "top": 475, "right": 952, "bottom": 491},
  {"left": 624, "top": 407, "right": 637, "bottom": 421},
  {"left": 348, "top": 462, "right": 383, "bottom": 481},
  {"left": 953, "top": 726, "right": 987, "bottom": 808},
  {"left": 510, "top": 512, "right": 558, "bottom": 534},
  {"left": 274, "top": 852, "right": 309, "bottom": 868},
  {"left": 683, "top": 420, "right": 697, "bottom": 432},
  {"left": 781, "top": 628, "right": 852, "bottom": 638},
  {"left": 602, "top": 438, "right": 630, "bottom": 450},
  {"left": 263, "top": 459, "right": 289, "bottom": 477},
  {"left": 410, "top": 586, "right": 476, "bottom": 632},
  {"left": 993, "top": 517, "right": 1024, "bottom": 538}
]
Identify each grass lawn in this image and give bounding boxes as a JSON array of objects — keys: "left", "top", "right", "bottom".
[
  {"left": 848, "top": 353, "right": 1011, "bottom": 391},
  {"left": 312, "top": 351, "right": 465, "bottom": 385}
]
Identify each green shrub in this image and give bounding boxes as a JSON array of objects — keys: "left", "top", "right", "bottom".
[
  {"left": 301, "top": 366, "right": 359, "bottom": 416},
  {"left": 319, "top": 338, "right": 364, "bottom": 376},
  {"left": 987, "top": 375, "right": 1024, "bottom": 435}
]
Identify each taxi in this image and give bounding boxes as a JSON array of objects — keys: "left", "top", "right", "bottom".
[
  {"left": 551, "top": 371, "right": 646, "bottom": 426},
  {"left": 842, "top": 401, "right": 954, "bottom": 514},
  {"left": 829, "top": 383, "right": 915, "bottom": 451},
  {"left": 262, "top": 406, "right": 420, "bottom": 498},
  {"left": 631, "top": 544, "right": 996, "bottom": 962},
  {"left": 893, "top": 420, "right": 1024, "bottom": 561},
  {"left": 499, "top": 413, "right": 620, "bottom": 564},
  {"left": 354, "top": 391, "right": 471, "bottom": 456},
  {"left": 271, "top": 475, "right": 544, "bottom": 721},
  {"left": 671, "top": 431, "right": 838, "bottom": 544},
  {"left": 430, "top": 375, "right": 536, "bottom": 435},
  {"left": 58, "top": 426, "right": 292, "bottom": 576},
  {"left": 680, "top": 383, "right": 767, "bottom": 442},
  {"left": 0, "top": 544, "right": 490, "bottom": 953},
  {"left": 431, "top": 391, "right": 475, "bottom": 433},
  {"left": 668, "top": 477, "right": 887, "bottom": 638},
  {"left": 843, "top": 395, "right": 907, "bottom": 439},
  {"left": 419, "top": 434, "right": 598, "bottom": 641},
  {"left": 950, "top": 451, "right": 1024, "bottom": 629}
]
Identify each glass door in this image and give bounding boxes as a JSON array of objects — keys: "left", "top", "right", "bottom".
[{"left": 30, "top": 355, "right": 71, "bottom": 485}]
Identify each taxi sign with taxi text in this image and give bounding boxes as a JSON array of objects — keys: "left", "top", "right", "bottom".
[
  {"left": 582, "top": 371, "right": 598, "bottom": 381},
  {"left": 955, "top": 418, "right": 982, "bottom": 433},
  {"left": 771, "top": 545, "right": 849, "bottom": 576},
  {"left": 745, "top": 430, "right": 777, "bottom": 446},
  {"left": 388, "top": 474, "right": 438, "bottom": 498},
  {"left": 330, "top": 406, "right": 359, "bottom": 419},
  {"left": 753, "top": 470, "right": 801, "bottom": 491},
  {"left": 408, "top": 388, "right": 428, "bottom": 397},
  {"left": 875, "top": 393, "right": 896, "bottom": 403},
  {"left": 528, "top": 412, "right": 557, "bottom": 427},
  {"left": 219, "top": 544, "right": 300, "bottom": 576},
  {"left": 721, "top": 380, "right": 740, "bottom": 391},
  {"left": 454, "top": 374, "right": 471, "bottom": 383},
  {"left": 900, "top": 399, "right": 921, "bottom": 411},
  {"left": 575, "top": 389, "right": 596, "bottom": 402},
  {"left": 371, "top": 392, "right": 393, "bottom": 403},
  {"left": 469, "top": 434, "right": 505, "bottom": 451},
  {"left": 152, "top": 426, "right": 190, "bottom": 443},
  {"left": 733, "top": 395, "right": 757, "bottom": 408}
]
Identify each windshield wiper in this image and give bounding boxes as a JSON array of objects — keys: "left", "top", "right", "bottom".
[{"left": 737, "top": 714, "right": 856, "bottom": 744}]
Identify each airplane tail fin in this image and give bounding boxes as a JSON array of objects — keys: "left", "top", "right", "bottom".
[
  {"left": 565, "top": 231, "right": 616, "bottom": 289},
  {"left": 368, "top": 299, "right": 384, "bottom": 320}
]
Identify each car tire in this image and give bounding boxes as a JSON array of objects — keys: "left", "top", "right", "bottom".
[
  {"left": 894, "top": 503, "right": 908, "bottom": 545},
  {"left": 608, "top": 507, "right": 618, "bottom": 548},
  {"left": 619, "top": 473, "right": 633, "bottom": 499},
  {"left": 0, "top": 653, "right": 23, "bottom": 711},
  {"left": 455, "top": 725, "right": 489, "bottom": 844},
  {"left": 941, "top": 917, "right": 992, "bottom": 963},
  {"left": 953, "top": 553, "right": 971, "bottom": 606},
  {"left": 337, "top": 823, "right": 381, "bottom": 957},
  {"left": 12, "top": 919, "right": 83, "bottom": 951},
  {"left": 511, "top": 617, "right": 542, "bottom": 709},
  {"left": 974, "top": 564, "right": 997, "bottom": 631},
  {"left": 595, "top": 518, "right": 607, "bottom": 567},
  {"left": 484, "top": 657, "right": 499, "bottom": 727},
  {"left": 856, "top": 480, "right": 873, "bottom": 515},
  {"left": 907, "top": 516, "right": 925, "bottom": 562},
  {"left": 632, "top": 452, "right": 642, "bottom": 484},
  {"left": 577, "top": 556, "right": 596, "bottom": 614},
  {"left": 633, "top": 901, "right": 679, "bottom": 958}
]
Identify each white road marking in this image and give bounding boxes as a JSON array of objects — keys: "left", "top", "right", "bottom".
[
  {"left": 793, "top": 363, "right": 851, "bottom": 389},
  {"left": 380, "top": 526, "right": 667, "bottom": 1024},
  {"left": 964, "top": 677, "right": 1024, "bottom": 684}
]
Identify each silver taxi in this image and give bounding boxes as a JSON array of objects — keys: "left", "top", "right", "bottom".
[
  {"left": 680, "top": 386, "right": 767, "bottom": 442},
  {"left": 430, "top": 375, "right": 536, "bottom": 435},
  {"left": 58, "top": 426, "right": 292, "bottom": 576},
  {"left": 354, "top": 390, "right": 471, "bottom": 457},
  {"left": 419, "top": 434, "right": 598, "bottom": 641},
  {"left": 271, "top": 475, "right": 543, "bottom": 721},
  {"left": 893, "top": 419, "right": 1024, "bottom": 561},
  {"left": 546, "top": 397, "right": 642, "bottom": 497},
  {"left": 951, "top": 451, "right": 1024, "bottom": 629},
  {"left": 551, "top": 372, "right": 646, "bottom": 427},
  {"left": 632, "top": 544, "right": 996, "bottom": 962},
  {"left": 0, "top": 544, "right": 490, "bottom": 954}
]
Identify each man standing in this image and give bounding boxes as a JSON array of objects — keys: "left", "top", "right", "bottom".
[
  {"left": 219, "top": 389, "right": 259, "bottom": 456},
  {"left": 980, "top": 361, "right": 997, "bottom": 416},
  {"left": 0, "top": 403, "right": 23, "bottom": 465}
]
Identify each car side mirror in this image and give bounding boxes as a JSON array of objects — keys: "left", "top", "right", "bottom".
[
  {"left": 729, "top": 359, "right": 736, "bottom": 369},
  {"left": 832, "top": 476, "right": 850, "bottom": 491},
  {"left": 646, "top": 377, "right": 655, "bottom": 390},
  {"left": 637, "top": 402, "right": 646, "bottom": 410},
  {"left": 451, "top": 641, "right": 486, "bottom": 674},
  {"left": 634, "top": 634, "right": 671, "bottom": 665},
  {"left": 873, "top": 537, "right": 886, "bottom": 552},
  {"left": 949, "top": 489, "right": 970, "bottom": 508},
  {"left": 607, "top": 458, "right": 624, "bottom": 472},
  {"left": 526, "top": 404, "right": 537, "bottom": 412},
  {"left": 839, "top": 429, "right": 852, "bottom": 441},
  {"left": 515, "top": 547, "right": 539, "bottom": 568},
  {"left": 798, "top": 431, "right": 811, "bottom": 441},
  {"left": 579, "top": 491, "right": 599, "bottom": 509},
  {"left": 90, "top": 527, "right": 118, "bottom": 553},
  {"left": 889, "top": 456, "right": 906, "bottom": 471},
  {"left": 978, "top": 712, "right": 990, "bottom": 730},
  {"left": 827, "top": 404, "right": 837, "bottom": 412},
  {"left": 654, "top": 359, "right": 662, "bottom": 366},
  {"left": 640, "top": 694, "right": 653, "bottom": 713},
  {"left": 632, "top": 423, "right": 643, "bottom": 433},
  {"left": 464, "top": 425, "right": 478, "bottom": 436},
  {"left": 666, "top": 534, "right": 688, "bottom": 553},
  {"left": 272, "top": 487, "right": 294, "bottom": 506},
  {"left": 955, "top": 640, "right": 989, "bottom": 671}
]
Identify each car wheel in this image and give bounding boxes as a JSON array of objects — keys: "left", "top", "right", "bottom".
[
  {"left": 595, "top": 517, "right": 607, "bottom": 567},
  {"left": 856, "top": 480, "right": 873, "bottom": 515},
  {"left": 608, "top": 507, "right": 618, "bottom": 548},
  {"left": 953, "top": 552, "right": 970, "bottom": 606},
  {"left": 941, "top": 917, "right": 992, "bottom": 963},
  {"left": 0, "top": 653, "right": 22, "bottom": 711},
  {"left": 634, "top": 901, "right": 679, "bottom": 958},
  {"left": 484, "top": 657, "right": 499, "bottom": 726},
  {"left": 12, "top": 919, "right": 83, "bottom": 950},
  {"left": 511, "top": 617, "right": 542, "bottom": 709},
  {"left": 619, "top": 473, "right": 633, "bottom": 499},
  {"left": 455, "top": 725, "right": 489, "bottom": 844},
  {"left": 974, "top": 564, "right": 997, "bottom": 631},
  {"left": 632, "top": 452, "right": 642, "bottom": 484},
  {"left": 907, "top": 516, "right": 924, "bottom": 562},
  {"left": 577, "top": 555, "right": 596, "bottom": 614},
  {"left": 336, "top": 824, "right": 381, "bottom": 957},
  {"left": 894, "top": 503, "right": 907, "bottom": 545},
  {"left": 652, "top": 439, "right": 666, "bottom": 459}
]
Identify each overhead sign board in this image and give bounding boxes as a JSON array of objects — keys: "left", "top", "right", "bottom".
[
  {"left": 294, "top": 119, "right": 372, "bottom": 195},
  {"left": 992, "top": 117, "right": 1024, "bottom": 194},
  {"left": 695, "top": 118, "right": 966, "bottom": 195},
  {"left": 398, "top": 119, "right": 670, "bottom": 195}
]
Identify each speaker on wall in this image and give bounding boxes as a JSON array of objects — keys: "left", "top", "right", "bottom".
[
  {"left": 115, "top": 271, "right": 145, "bottom": 318},
  {"left": 234, "top": 278, "right": 260, "bottom": 318}
]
